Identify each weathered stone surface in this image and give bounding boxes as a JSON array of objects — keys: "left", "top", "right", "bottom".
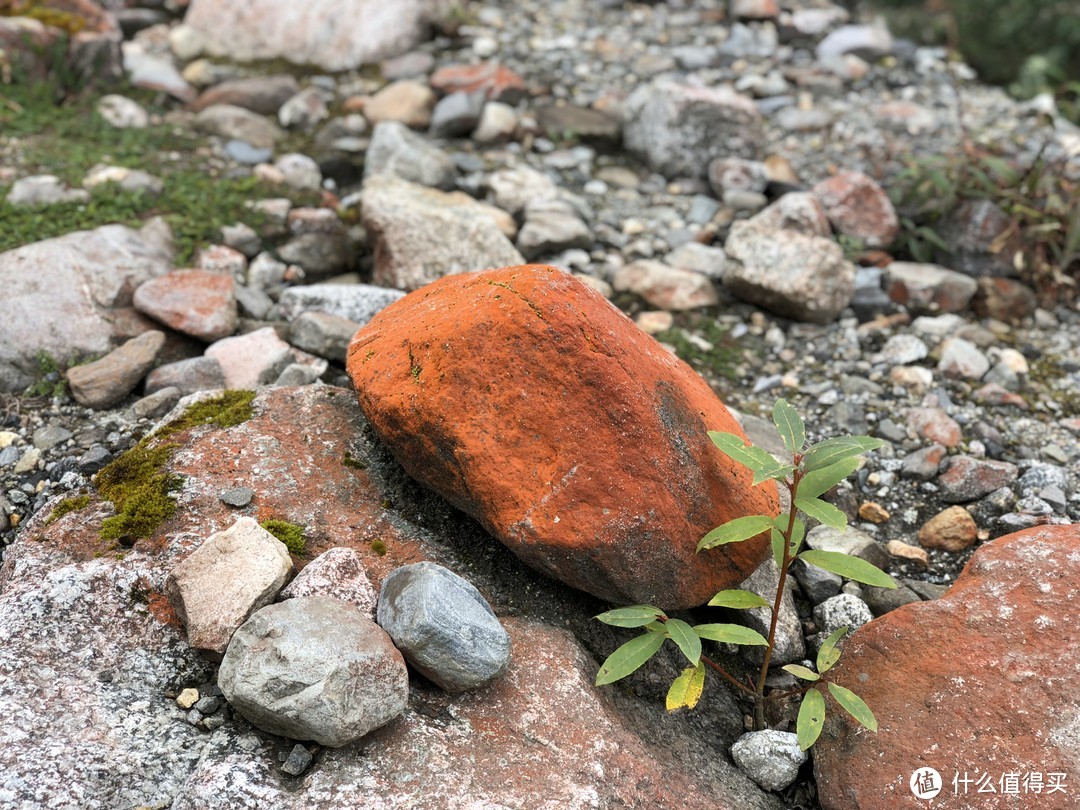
[
  {"left": 219, "top": 596, "right": 408, "bottom": 746},
  {"left": 359, "top": 176, "right": 525, "bottom": 291},
  {"left": 175, "top": 617, "right": 778, "bottom": 808},
  {"left": 812, "top": 170, "right": 899, "bottom": 249},
  {"left": 613, "top": 260, "right": 720, "bottom": 310},
  {"left": 940, "top": 198, "right": 1024, "bottom": 278},
  {"left": 623, "top": 78, "right": 764, "bottom": 178},
  {"left": 905, "top": 406, "right": 962, "bottom": 448},
  {"left": 377, "top": 561, "right": 510, "bottom": 692},
  {"left": 278, "top": 283, "right": 405, "bottom": 323},
  {"left": 191, "top": 74, "right": 300, "bottom": 114},
  {"left": 66, "top": 330, "right": 166, "bottom": 409},
  {"left": 145, "top": 357, "right": 226, "bottom": 396},
  {"left": 724, "top": 219, "right": 855, "bottom": 323},
  {"left": 884, "top": 261, "right": 978, "bottom": 314},
  {"left": 362, "top": 79, "right": 436, "bottom": 128},
  {"left": 429, "top": 90, "right": 486, "bottom": 138},
  {"left": 805, "top": 525, "right": 890, "bottom": 571},
  {"left": 917, "top": 505, "right": 978, "bottom": 552},
  {"left": 183, "top": 0, "right": 429, "bottom": 72},
  {"left": 939, "top": 456, "right": 1019, "bottom": 503},
  {"left": 134, "top": 269, "right": 238, "bottom": 342},
  {"left": 746, "top": 192, "right": 831, "bottom": 237},
  {"left": 429, "top": 61, "right": 527, "bottom": 102},
  {"left": 279, "top": 547, "right": 377, "bottom": 617},
  {"left": 7, "top": 174, "right": 90, "bottom": 207},
  {"left": 193, "top": 104, "right": 283, "bottom": 149},
  {"left": 813, "top": 593, "right": 873, "bottom": 637},
  {"left": 165, "top": 516, "right": 293, "bottom": 654},
  {"left": 288, "top": 311, "right": 361, "bottom": 362},
  {"left": 731, "top": 731, "right": 807, "bottom": 792},
  {"left": 516, "top": 198, "right": 593, "bottom": 260},
  {"left": 972, "top": 277, "right": 1038, "bottom": 324},
  {"left": 364, "top": 121, "right": 456, "bottom": 188},
  {"left": 204, "top": 327, "right": 295, "bottom": 388},
  {"left": 0, "top": 218, "right": 174, "bottom": 393},
  {"left": 937, "top": 337, "right": 990, "bottom": 380},
  {"left": 347, "top": 265, "right": 778, "bottom": 609},
  {"left": 739, "top": 559, "right": 805, "bottom": 665},
  {"left": 815, "top": 525, "right": 1080, "bottom": 810}
]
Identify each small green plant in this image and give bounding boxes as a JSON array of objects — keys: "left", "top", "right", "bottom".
[
  {"left": 595, "top": 399, "right": 895, "bottom": 751},
  {"left": 44, "top": 493, "right": 91, "bottom": 525},
  {"left": 22, "top": 350, "right": 68, "bottom": 398},
  {"left": 260, "top": 519, "right": 305, "bottom": 555}
]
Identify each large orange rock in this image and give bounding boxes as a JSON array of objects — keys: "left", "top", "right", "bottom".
[
  {"left": 814, "top": 524, "right": 1080, "bottom": 810},
  {"left": 347, "top": 265, "right": 778, "bottom": 609}
]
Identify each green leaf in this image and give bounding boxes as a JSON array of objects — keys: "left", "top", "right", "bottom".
[
  {"left": 782, "top": 664, "right": 820, "bottom": 681},
  {"left": 798, "top": 456, "right": 862, "bottom": 500},
  {"left": 798, "top": 550, "right": 897, "bottom": 589},
  {"left": 698, "top": 515, "right": 774, "bottom": 552},
  {"left": 594, "top": 605, "right": 666, "bottom": 628},
  {"left": 802, "top": 437, "right": 886, "bottom": 472},
  {"left": 708, "top": 432, "right": 777, "bottom": 473},
  {"left": 797, "top": 688, "right": 826, "bottom": 751},
  {"left": 666, "top": 662, "right": 705, "bottom": 711},
  {"left": 752, "top": 460, "right": 796, "bottom": 487},
  {"left": 770, "top": 527, "right": 785, "bottom": 568},
  {"left": 665, "top": 618, "right": 702, "bottom": 665},
  {"left": 774, "top": 514, "right": 807, "bottom": 557},
  {"left": 795, "top": 496, "right": 848, "bottom": 529},
  {"left": 708, "top": 589, "right": 771, "bottom": 610},
  {"left": 595, "top": 632, "right": 666, "bottom": 686},
  {"left": 828, "top": 683, "right": 878, "bottom": 732},
  {"left": 816, "top": 626, "right": 847, "bottom": 674},
  {"left": 772, "top": 398, "right": 805, "bottom": 455},
  {"left": 693, "top": 623, "right": 769, "bottom": 646}
]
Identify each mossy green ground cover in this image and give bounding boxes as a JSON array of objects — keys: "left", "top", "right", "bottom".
[{"left": 0, "top": 80, "right": 318, "bottom": 262}]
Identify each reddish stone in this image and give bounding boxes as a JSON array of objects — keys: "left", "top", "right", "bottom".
[
  {"left": 905, "top": 407, "right": 961, "bottom": 448},
  {"left": 812, "top": 171, "right": 900, "bottom": 249},
  {"left": 133, "top": 269, "right": 237, "bottom": 342},
  {"left": 347, "top": 265, "right": 778, "bottom": 609},
  {"left": 815, "top": 524, "right": 1080, "bottom": 810},
  {"left": 938, "top": 456, "right": 1018, "bottom": 503},
  {"left": 916, "top": 505, "right": 977, "bottom": 551},
  {"left": 972, "top": 277, "right": 1038, "bottom": 324},
  {"left": 429, "top": 61, "right": 527, "bottom": 102},
  {"left": 883, "top": 261, "right": 978, "bottom": 314},
  {"left": 973, "top": 383, "right": 1029, "bottom": 409}
]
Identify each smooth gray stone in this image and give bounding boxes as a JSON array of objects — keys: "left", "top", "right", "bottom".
[{"left": 377, "top": 562, "right": 510, "bottom": 693}]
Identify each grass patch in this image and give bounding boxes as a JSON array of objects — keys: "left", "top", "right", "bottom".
[
  {"left": 157, "top": 389, "right": 256, "bottom": 438},
  {"left": 260, "top": 519, "right": 306, "bottom": 555},
  {"left": 657, "top": 315, "right": 740, "bottom": 382}
]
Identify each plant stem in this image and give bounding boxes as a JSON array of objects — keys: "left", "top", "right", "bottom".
[
  {"left": 700, "top": 654, "right": 759, "bottom": 699},
  {"left": 753, "top": 470, "right": 802, "bottom": 731}
]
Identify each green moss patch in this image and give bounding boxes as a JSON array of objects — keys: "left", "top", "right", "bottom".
[
  {"left": 44, "top": 493, "right": 91, "bottom": 526},
  {"left": 92, "top": 390, "right": 257, "bottom": 542},
  {"left": 260, "top": 520, "right": 306, "bottom": 555},
  {"left": 369, "top": 539, "right": 387, "bottom": 556},
  {"left": 343, "top": 452, "right": 367, "bottom": 470}
]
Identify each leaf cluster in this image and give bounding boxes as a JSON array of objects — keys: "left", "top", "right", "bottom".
[{"left": 595, "top": 399, "right": 894, "bottom": 752}]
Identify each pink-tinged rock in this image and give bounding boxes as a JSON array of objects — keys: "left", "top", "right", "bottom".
[
  {"left": 815, "top": 524, "right": 1080, "bottom": 810},
  {"left": 362, "top": 79, "right": 436, "bottom": 128},
  {"left": 195, "top": 244, "right": 248, "bottom": 277},
  {"left": 134, "top": 269, "right": 238, "bottom": 342},
  {"left": 0, "top": 218, "right": 173, "bottom": 393},
  {"left": 937, "top": 336, "right": 989, "bottom": 380},
  {"left": 612, "top": 259, "right": 720, "bottom": 310},
  {"left": 939, "top": 456, "right": 1018, "bottom": 503},
  {"left": 429, "top": 61, "right": 527, "bottom": 102},
  {"left": 347, "top": 265, "right": 778, "bottom": 609},
  {"left": 66, "top": 330, "right": 166, "bottom": 409},
  {"left": 190, "top": 74, "right": 300, "bottom": 114},
  {"left": 278, "top": 547, "right": 377, "bottom": 618},
  {"left": 724, "top": 219, "right": 855, "bottom": 323},
  {"left": 973, "top": 383, "right": 1029, "bottom": 409},
  {"left": 731, "top": 0, "right": 780, "bottom": 20},
  {"left": 204, "top": 327, "right": 294, "bottom": 388},
  {"left": 747, "top": 192, "right": 831, "bottom": 237},
  {"left": 183, "top": 0, "right": 430, "bottom": 71},
  {"left": 812, "top": 170, "right": 899, "bottom": 248},
  {"left": 883, "top": 261, "right": 978, "bottom": 314},
  {"left": 174, "top": 618, "right": 777, "bottom": 809},
  {"left": 905, "top": 407, "right": 961, "bottom": 448},
  {"left": 165, "top": 516, "right": 293, "bottom": 654}
]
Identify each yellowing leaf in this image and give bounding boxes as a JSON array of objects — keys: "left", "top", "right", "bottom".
[
  {"left": 828, "top": 682, "right": 878, "bottom": 732},
  {"left": 816, "top": 626, "right": 847, "bottom": 673},
  {"left": 708, "top": 589, "right": 771, "bottom": 610},
  {"left": 666, "top": 662, "right": 705, "bottom": 712},
  {"left": 783, "top": 664, "right": 820, "bottom": 681}
]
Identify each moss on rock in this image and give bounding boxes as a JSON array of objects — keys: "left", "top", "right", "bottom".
[{"left": 260, "top": 519, "right": 306, "bottom": 555}]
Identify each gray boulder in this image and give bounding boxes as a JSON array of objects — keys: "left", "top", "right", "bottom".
[
  {"left": 813, "top": 593, "right": 873, "bottom": 638},
  {"left": 364, "top": 121, "right": 457, "bottom": 189},
  {"left": 377, "top": 561, "right": 510, "bottom": 692},
  {"left": 731, "top": 730, "right": 808, "bottom": 792},
  {"left": 219, "top": 596, "right": 409, "bottom": 746},
  {"left": 278, "top": 283, "right": 405, "bottom": 324},
  {"left": 723, "top": 219, "right": 855, "bottom": 323},
  {"left": 623, "top": 78, "right": 764, "bottom": 178}
]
